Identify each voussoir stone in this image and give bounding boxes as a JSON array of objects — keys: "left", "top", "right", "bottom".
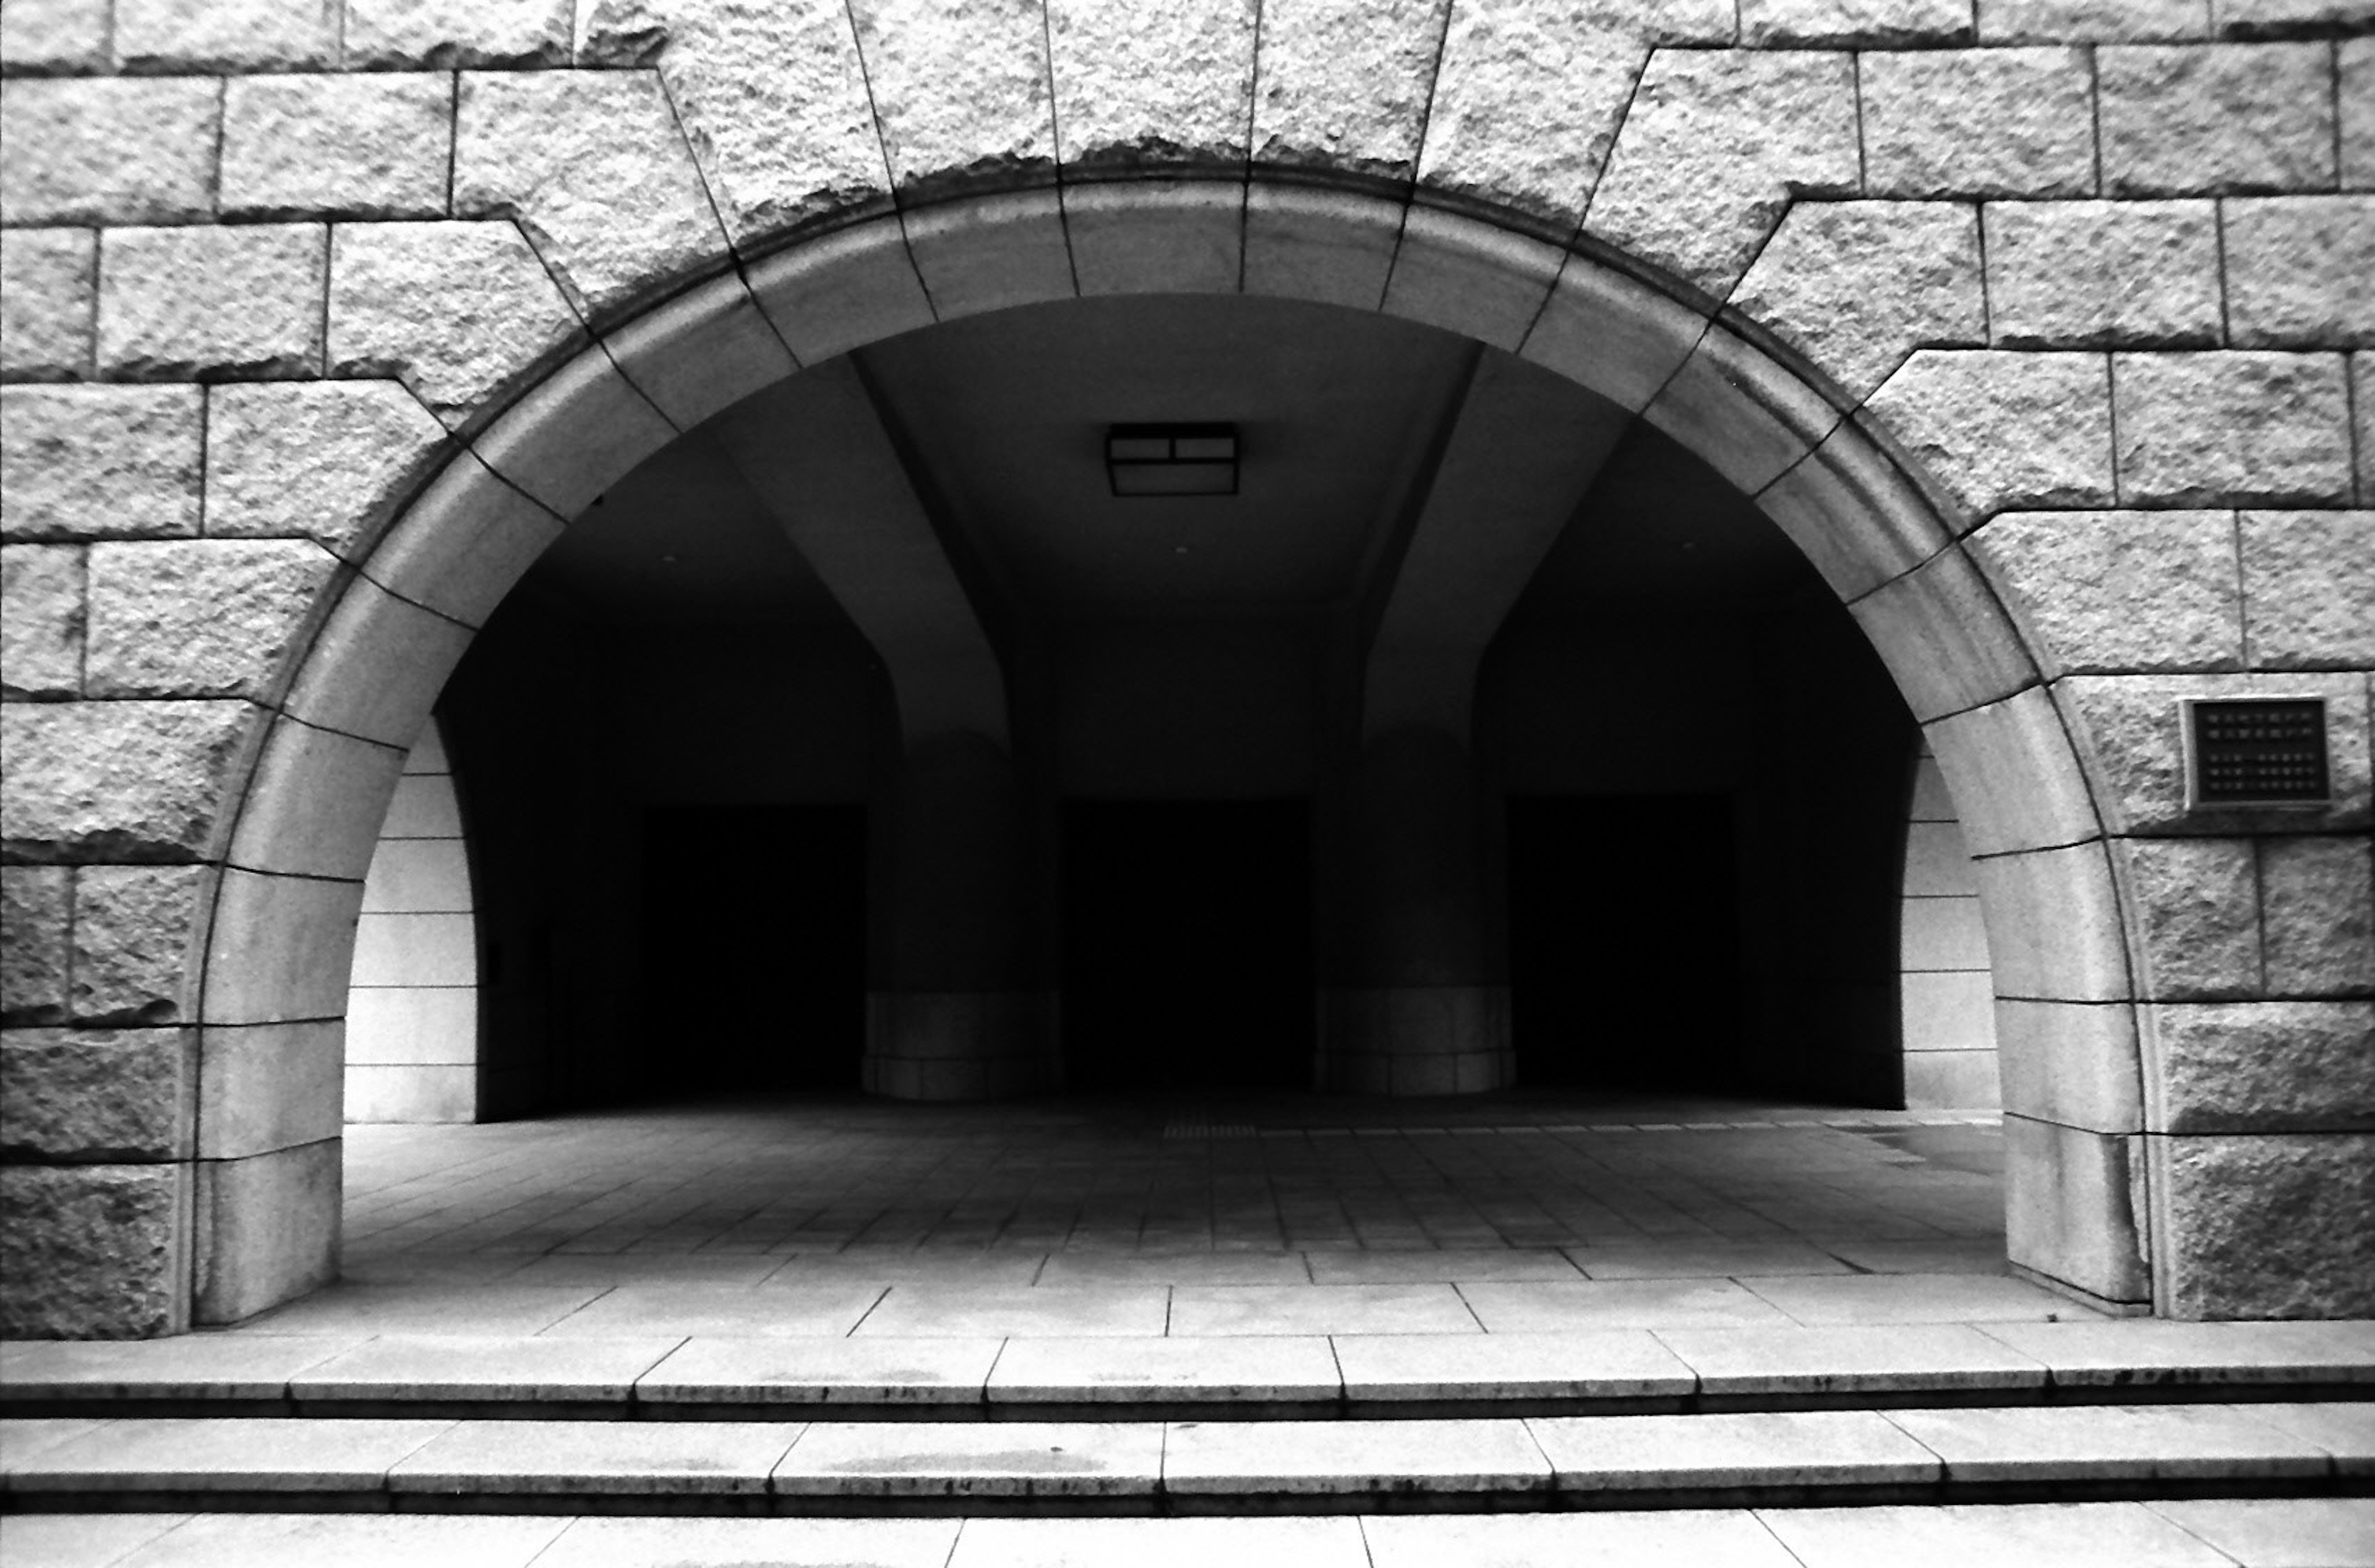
[
  {"left": 2099, "top": 42, "right": 2338, "bottom": 195},
  {"left": 2159, "top": 1131, "right": 2375, "bottom": 1318},
  {"left": 0, "top": 1028, "right": 194, "bottom": 1159},
  {"left": 221, "top": 74, "right": 455, "bottom": 223},
  {"left": 1250, "top": 0, "right": 1447, "bottom": 182},
  {"left": 0, "top": 385, "right": 202, "bottom": 542},
  {"left": 849, "top": 0, "right": 1057, "bottom": 196},
  {"left": 97, "top": 224, "right": 328, "bottom": 381},
  {"left": 113, "top": 0, "right": 336, "bottom": 72},
  {"left": 85, "top": 540, "right": 340, "bottom": 702},
  {"left": 0, "top": 699, "right": 257, "bottom": 863},
  {"left": 1047, "top": 0, "right": 1255, "bottom": 170},
  {"left": 0, "top": 1163, "right": 187, "bottom": 1339},
  {"left": 1860, "top": 47, "right": 2097, "bottom": 198},
  {"left": 2118, "top": 837, "right": 2262, "bottom": 1000},
  {"left": 2150, "top": 1001, "right": 2375, "bottom": 1135},
  {"left": 0, "top": 0, "right": 109, "bottom": 72},
  {"left": 345, "top": 0, "right": 574, "bottom": 67},
  {"left": 2240, "top": 510, "right": 2375, "bottom": 667},
  {"left": 2113, "top": 352, "right": 2354, "bottom": 507},
  {"left": 1860, "top": 351, "right": 2114, "bottom": 522},
  {"left": 1, "top": 543, "right": 86, "bottom": 699},
  {"left": 1729, "top": 201, "right": 1983, "bottom": 403},
  {"left": 69, "top": 865, "right": 211, "bottom": 1025},
  {"left": 0, "top": 227, "right": 96, "bottom": 381},
  {"left": 2260, "top": 837, "right": 2375, "bottom": 997},
  {"left": 205, "top": 382, "right": 453, "bottom": 560},
  {"left": 2223, "top": 197, "right": 2375, "bottom": 347},
  {"left": 0, "top": 866, "right": 72, "bottom": 1024},
  {"left": 1740, "top": 0, "right": 1974, "bottom": 44},
  {"left": 1970, "top": 511, "right": 2242, "bottom": 675},
  {"left": 1983, "top": 200, "right": 2221, "bottom": 349},
  {"left": 0, "top": 77, "right": 220, "bottom": 228}
]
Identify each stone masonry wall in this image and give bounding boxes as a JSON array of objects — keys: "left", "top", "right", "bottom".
[{"left": 2, "top": 1, "right": 2371, "bottom": 1331}]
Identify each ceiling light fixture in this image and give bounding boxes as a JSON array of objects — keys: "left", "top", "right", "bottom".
[{"left": 1106, "top": 423, "right": 1239, "bottom": 498}]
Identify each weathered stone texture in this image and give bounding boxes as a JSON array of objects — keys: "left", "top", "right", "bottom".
[
  {"left": 0, "top": 699, "right": 255, "bottom": 863},
  {"left": 1860, "top": 48, "right": 2096, "bottom": 198},
  {"left": 2113, "top": 352, "right": 2354, "bottom": 506},
  {"left": 205, "top": 382, "right": 453, "bottom": 558},
  {"left": 0, "top": 0, "right": 109, "bottom": 72},
  {"left": 0, "top": 1163, "right": 187, "bottom": 1338},
  {"left": 1977, "top": 0, "right": 2207, "bottom": 41},
  {"left": 2222, "top": 197, "right": 2375, "bottom": 347},
  {"left": 1046, "top": 0, "right": 1254, "bottom": 170},
  {"left": 2261, "top": 836, "right": 2375, "bottom": 996},
  {"left": 113, "top": 0, "right": 336, "bottom": 72},
  {"left": 84, "top": 540, "right": 339, "bottom": 701},
  {"left": 1739, "top": 0, "right": 1971, "bottom": 43},
  {"left": 2239, "top": 510, "right": 2375, "bottom": 667},
  {"left": 346, "top": 0, "right": 574, "bottom": 67},
  {"left": 454, "top": 71, "right": 729, "bottom": 324},
  {"left": 1985, "top": 201, "right": 2222, "bottom": 348},
  {"left": 2214, "top": 0, "right": 2375, "bottom": 36},
  {"left": 848, "top": 0, "right": 1057, "bottom": 195},
  {"left": 0, "top": 227, "right": 96, "bottom": 381},
  {"left": 0, "top": 1029, "right": 194, "bottom": 1161},
  {"left": 1250, "top": 0, "right": 1447, "bottom": 181},
  {"left": 2358, "top": 354, "right": 2374, "bottom": 503},
  {"left": 0, "top": 385, "right": 202, "bottom": 541},
  {"left": 2150, "top": 1002, "right": 2375, "bottom": 1134},
  {"left": 1859, "top": 351, "right": 2114, "bottom": 522},
  {"left": 1, "top": 544, "right": 85, "bottom": 698},
  {"left": 1729, "top": 202, "right": 1983, "bottom": 402},
  {"left": 328, "top": 221, "right": 584, "bottom": 426},
  {"left": 1972, "top": 511, "right": 2243, "bottom": 675},
  {"left": 69, "top": 865, "right": 208, "bottom": 1025},
  {"left": 2344, "top": 38, "right": 2373, "bottom": 192},
  {"left": 2054, "top": 671, "right": 2371, "bottom": 835},
  {"left": 2120, "top": 837, "right": 2262, "bottom": 999},
  {"left": 220, "top": 74, "right": 455, "bottom": 222},
  {"left": 2099, "top": 43, "right": 2338, "bottom": 194},
  {"left": 0, "top": 77, "right": 220, "bottom": 226},
  {"left": 96, "top": 224, "right": 328, "bottom": 381},
  {"left": 0, "top": 866, "right": 72, "bottom": 1024},
  {"left": 1585, "top": 50, "right": 1860, "bottom": 296},
  {"left": 2159, "top": 1132, "right": 2375, "bottom": 1317}
]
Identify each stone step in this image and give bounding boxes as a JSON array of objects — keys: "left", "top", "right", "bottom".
[{"left": 4, "top": 1404, "right": 2369, "bottom": 1517}]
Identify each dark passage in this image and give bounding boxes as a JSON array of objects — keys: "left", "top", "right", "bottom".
[
  {"left": 640, "top": 805, "right": 866, "bottom": 1094},
  {"left": 1508, "top": 795, "right": 1741, "bottom": 1090},
  {"left": 1061, "top": 800, "right": 1315, "bottom": 1092}
]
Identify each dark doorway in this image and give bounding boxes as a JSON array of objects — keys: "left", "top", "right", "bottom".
[
  {"left": 1508, "top": 795, "right": 1741, "bottom": 1090},
  {"left": 1061, "top": 800, "right": 1314, "bottom": 1092},
  {"left": 639, "top": 805, "right": 866, "bottom": 1094}
]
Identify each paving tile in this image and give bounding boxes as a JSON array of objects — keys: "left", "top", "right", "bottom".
[
  {"left": 1740, "top": 1273, "right": 2089, "bottom": 1326},
  {"left": 1979, "top": 1319, "right": 2375, "bottom": 1387},
  {"left": 1304, "top": 1249, "right": 1582, "bottom": 1285},
  {"left": 1532, "top": 1409, "right": 1938, "bottom": 1491},
  {"left": 988, "top": 1335, "right": 1340, "bottom": 1404},
  {"left": 1363, "top": 1510, "right": 1805, "bottom": 1567},
  {"left": 772, "top": 1420, "right": 1163, "bottom": 1498},
  {"left": 638, "top": 1336, "right": 1003, "bottom": 1407},
  {"left": 1657, "top": 1324, "right": 2048, "bottom": 1396},
  {"left": 1568, "top": 1243, "right": 1853, "bottom": 1280},
  {"left": 110, "top": 1512, "right": 571, "bottom": 1568},
  {"left": 2146, "top": 1496, "right": 2375, "bottom": 1567},
  {"left": 852, "top": 1286, "right": 1169, "bottom": 1339},
  {"left": 537, "top": 1284, "right": 882, "bottom": 1339},
  {"left": 289, "top": 1335, "right": 680, "bottom": 1404},
  {"left": 0, "top": 1417, "right": 118, "bottom": 1470},
  {"left": 1162, "top": 1417, "right": 1551, "bottom": 1496},
  {"left": 7, "top": 1417, "right": 453, "bottom": 1492},
  {"left": 1333, "top": 1329, "right": 1695, "bottom": 1401},
  {"left": 952, "top": 1516, "right": 1372, "bottom": 1567},
  {"left": 1036, "top": 1251, "right": 1312, "bottom": 1286},
  {"left": 2238, "top": 1400, "right": 2375, "bottom": 1475},
  {"left": 0, "top": 1514, "right": 193, "bottom": 1568},
  {"left": 766, "top": 1251, "right": 1049, "bottom": 1287},
  {"left": 339, "top": 1254, "right": 536, "bottom": 1285},
  {"left": 1882, "top": 1403, "right": 2335, "bottom": 1483},
  {"left": 1167, "top": 1283, "right": 1479, "bottom": 1337},
  {"left": 1, "top": 1335, "right": 367, "bottom": 1400},
  {"left": 1758, "top": 1501, "right": 2238, "bottom": 1567},
  {"left": 502, "top": 1254, "right": 789, "bottom": 1286},
  {"left": 1460, "top": 1279, "right": 1794, "bottom": 1333},
  {"left": 538, "top": 1516, "right": 962, "bottom": 1568},
  {"left": 1820, "top": 1240, "right": 2011, "bottom": 1274},
  {"left": 234, "top": 1284, "right": 609, "bottom": 1336},
  {"left": 390, "top": 1418, "right": 802, "bottom": 1496}
]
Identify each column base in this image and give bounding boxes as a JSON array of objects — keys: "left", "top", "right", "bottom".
[
  {"left": 863, "top": 990, "right": 1062, "bottom": 1101},
  {"left": 1316, "top": 985, "right": 1512, "bottom": 1096}
]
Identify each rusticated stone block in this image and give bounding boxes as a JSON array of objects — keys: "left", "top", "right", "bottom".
[
  {"left": 346, "top": 0, "right": 573, "bottom": 67},
  {"left": 221, "top": 74, "right": 454, "bottom": 223},
  {"left": 455, "top": 70, "right": 730, "bottom": 324},
  {"left": 1740, "top": 0, "right": 1972, "bottom": 44},
  {"left": 1729, "top": 202, "right": 1983, "bottom": 403},
  {"left": 1985, "top": 200, "right": 2221, "bottom": 348},
  {"left": 1046, "top": 0, "right": 1254, "bottom": 170},
  {"left": 1, "top": 544, "right": 84, "bottom": 699},
  {"left": 2118, "top": 837, "right": 2262, "bottom": 1000},
  {"left": 1970, "top": 511, "right": 2242, "bottom": 675},
  {"left": 2113, "top": 352, "right": 2353, "bottom": 506},
  {"left": 205, "top": 381, "right": 452, "bottom": 559},
  {"left": 1859, "top": 351, "right": 2114, "bottom": 522},
  {"left": 2262, "top": 836, "right": 2375, "bottom": 996},
  {"left": 2099, "top": 42, "right": 2337, "bottom": 194},
  {"left": 2158, "top": 1131, "right": 2375, "bottom": 1317},
  {"left": 1860, "top": 48, "right": 2096, "bottom": 198},
  {"left": 2214, "top": 0, "right": 2375, "bottom": 35},
  {"left": 2149, "top": 1001, "right": 2375, "bottom": 1134},
  {"left": 847, "top": 0, "right": 1057, "bottom": 197},
  {"left": 0, "top": 77, "right": 219, "bottom": 227},
  {"left": 69, "top": 865, "right": 208, "bottom": 1025},
  {"left": 0, "top": 866, "right": 71, "bottom": 1025},
  {"left": 2358, "top": 354, "right": 2373, "bottom": 503},
  {"left": 2223, "top": 197, "right": 2375, "bottom": 347},
  {"left": 114, "top": 0, "right": 336, "bottom": 70},
  {"left": 0, "top": 385, "right": 201, "bottom": 541},
  {"left": 97, "top": 224, "right": 328, "bottom": 381},
  {"left": 1977, "top": 0, "right": 2206, "bottom": 41},
  {"left": 2345, "top": 38, "right": 2373, "bottom": 191},
  {"left": 0, "top": 1028, "right": 194, "bottom": 1159},
  {"left": 2240, "top": 510, "right": 2375, "bottom": 667},
  {"left": 85, "top": 540, "right": 339, "bottom": 701},
  {"left": 0, "top": 1162, "right": 187, "bottom": 1338},
  {"left": 328, "top": 221, "right": 583, "bottom": 427},
  {"left": 1250, "top": 0, "right": 1447, "bottom": 182},
  {"left": 0, "top": 0, "right": 109, "bottom": 72},
  {"left": 1588, "top": 50, "right": 1860, "bottom": 297},
  {"left": 0, "top": 226, "right": 95, "bottom": 381},
  {"left": 0, "top": 699, "right": 255, "bottom": 863}
]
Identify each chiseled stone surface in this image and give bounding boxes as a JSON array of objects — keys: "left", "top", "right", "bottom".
[
  {"left": 2159, "top": 1131, "right": 2375, "bottom": 1317},
  {"left": 220, "top": 74, "right": 455, "bottom": 223},
  {"left": 1976, "top": 1, "right": 2205, "bottom": 41},
  {"left": 1740, "top": 0, "right": 1972, "bottom": 43},
  {"left": 1, "top": 543, "right": 85, "bottom": 699},
  {"left": 2259, "top": 835, "right": 2375, "bottom": 997},
  {"left": 1860, "top": 351, "right": 2114, "bottom": 522},
  {"left": 344, "top": 0, "right": 574, "bottom": 67},
  {"left": 2099, "top": 41, "right": 2338, "bottom": 195},
  {"left": 2119, "top": 838, "right": 2262, "bottom": 1000},
  {"left": 2359, "top": 353, "right": 2374, "bottom": 501},
  {"left": 1969, "top": 511, "right": 2241, "bottom": 675},
  {"left": 1860, "top": 47, "right": 2096, "bottom": 198},
  {"left": 2240, "top": 509, "right": 2375, "bottom": 667},
  {"left": 1046, "top": 0, "right": 1255, "bottom": 170},
  {"left": 0, "top": 866, "right": 71, "bottom": 1024},
  {"left": 112, "top": 0, "right": 336, "bottom": 72},
  {"left": 1249, "top": 0, "right": 1447, "bottom": 182},
  {"left": 2113, "top": 351, "right": 2354, "bottom": 506},
  {"left": 0, "top": 1028, "right": 192, "bottom": 1161},
  {"left": 2347, "top": 36, "right": 2374, "bottom": 191},
  {"left": 848, "top": 0, "right": 1056, "bottom": 196},
  {"left": 2149, "top": 1000, "right": 2375, "bottom": 1134},
  {"left": 0, "top": 385, "right": 202, "bottom": 541},
  {"left": 0, "top": 1164, "right": 186, "bottom": 1338},
  {"left": 1729, "top": 202, "right": 1983, "bottom": 403},
  {"left": 203, "top": 383, "right": 453, "bottom": 558},
  {"left": 2224, "top": 197, "right": 2375, "bottom": 347},
  {"left": 0, "top": 77, "right": 221, "bottom": 228},
  {"left": 69, "top": 865, "right": 208, "bottom": 1024},
  {"left": 0, "top": 227, "right": 96, "bottom": 382},
  {"left": 1585, "top": 49, "right": 1859, "bottom": 297},
  {"left": 0, "top": 699, "right": 255, "bottom": 863},
  {"left": 96, "top": 224, "right": 328, "bottom": 381},
  {"left": 1985, "top": 201, "right": 2221, "bottom": 348},
  {"left": 83, "top": 540, "right": 338, "bottom": 701},
  {"left": 0, "top": 0, "right": 109, "bottom": 71}
]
